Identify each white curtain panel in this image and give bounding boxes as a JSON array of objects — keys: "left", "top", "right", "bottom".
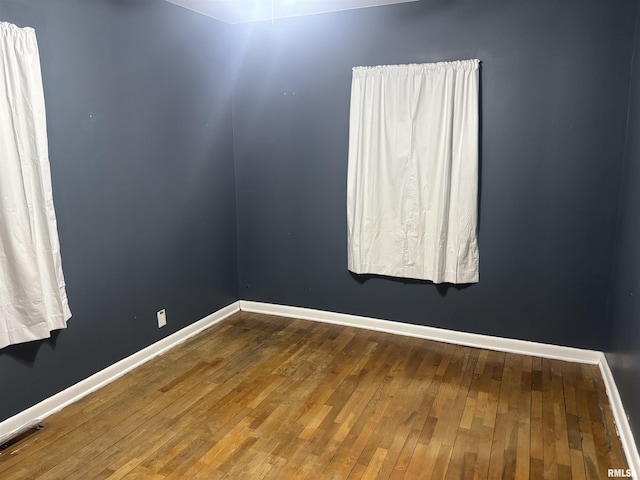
[
  {"left": 347, "top": 59, "right": 480, "bottom": 284},
  {"left": 0, "top": 22, "right": 71, "bottom": 349}
]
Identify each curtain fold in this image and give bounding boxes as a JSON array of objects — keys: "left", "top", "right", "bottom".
[
  {"left": 0, "top": 22, "right": 71, "bottom": 349},
  {"left": 347, "top": 60, "right": 480, "bottom": 284}
]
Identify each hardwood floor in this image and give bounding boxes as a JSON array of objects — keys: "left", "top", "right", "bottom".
[{"left": 0, "top": 311, "right": 629, "bottom": 479}]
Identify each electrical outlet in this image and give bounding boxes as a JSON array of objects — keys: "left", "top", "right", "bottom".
[{"left": 157, "top": 309, "right": 167, "bottom": 328}]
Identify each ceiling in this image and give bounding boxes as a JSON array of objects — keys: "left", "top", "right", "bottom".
[{"left": 165, "top": 0, "right": 419, "bottom": 24}]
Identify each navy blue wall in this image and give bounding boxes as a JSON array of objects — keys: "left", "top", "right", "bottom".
[
  {"left": 2, "top": 0, "right": 640, "bottom": 444},
  {"left": 607, "top": 3, "right": 640, "bottom": 451},
  {"left": 233, "top": 0, "right": 636, "bottom": 350},
  {"left": 0, "top": 1, "right": 238, "bottom": 422}
]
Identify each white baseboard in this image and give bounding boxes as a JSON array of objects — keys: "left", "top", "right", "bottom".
[
  {"left": 240, "top": 300, "right": 639, "bottom": 476},
  {"left": 3, "top": 298, "right": 637, "bottom": 477},
  {"left": 239, "top": 301, "right": 602, "bottom": 364},
  {"left": 240, "top": 300, "right": 640, "bottom": 480},
  {"left": 599, "top": 356, "right": 640, "bottom": 479},
  {"left": 0, "top": 301, "right": 240, "bottom": 445}
]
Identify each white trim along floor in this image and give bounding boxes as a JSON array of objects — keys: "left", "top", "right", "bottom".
[{"left": 2, "top": 300, "right": 638, "bottom": 477}]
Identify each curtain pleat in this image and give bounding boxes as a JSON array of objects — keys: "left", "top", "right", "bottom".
[
  {"left": 347, "top": 60, "right": 480, "bottom": 284},
  {"left": 0, "top": 22, "right": 71, "bottom": 349}
]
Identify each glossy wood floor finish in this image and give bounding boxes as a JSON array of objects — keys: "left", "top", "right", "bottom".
[{"left": 0, "top": 312, "right": 628, "bottom": 479}]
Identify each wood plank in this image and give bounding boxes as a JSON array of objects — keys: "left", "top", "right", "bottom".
[{"left": 0, "top": 311, "right": 629, "bottom": 479}]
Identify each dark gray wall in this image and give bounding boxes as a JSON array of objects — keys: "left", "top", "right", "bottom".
[
  {"left": 0, "top": 1, "right": 238, "bottom": 422},
  {"left": 606, "top": 2, "right": 640, "bottom": 449},
  {"left": 2, "top": 0, "right": 639, "bottom": 437},
  {"left": 233, "top": 0, "right": 637, "bottom": 350}
]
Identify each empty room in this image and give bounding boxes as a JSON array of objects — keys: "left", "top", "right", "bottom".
[{"left": 1, "top": 0, "right": 640, "bottom": 478}]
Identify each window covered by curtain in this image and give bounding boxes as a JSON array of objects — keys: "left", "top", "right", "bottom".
[
  {"left": 347, "top": 60, "right": 480, "bottom": 284},
  {"left": 0, "top": 22, "right": 71, "bottom": 349}
]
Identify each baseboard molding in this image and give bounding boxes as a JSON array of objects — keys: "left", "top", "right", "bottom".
[
  {"left": 3, "top": 298, "right": 637, "bottom": 476},
  {"left": 239, "top": 301, "right": 602, "bottom": 364},
  {"left": 240, "top": 300, "right": 639, "bottom": 476},
  {"left": 0, "top": 301, "right": 240, "bottom": 445},
  {"left": 599, "top": 356, "right": 640, "bottom": 478}
]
